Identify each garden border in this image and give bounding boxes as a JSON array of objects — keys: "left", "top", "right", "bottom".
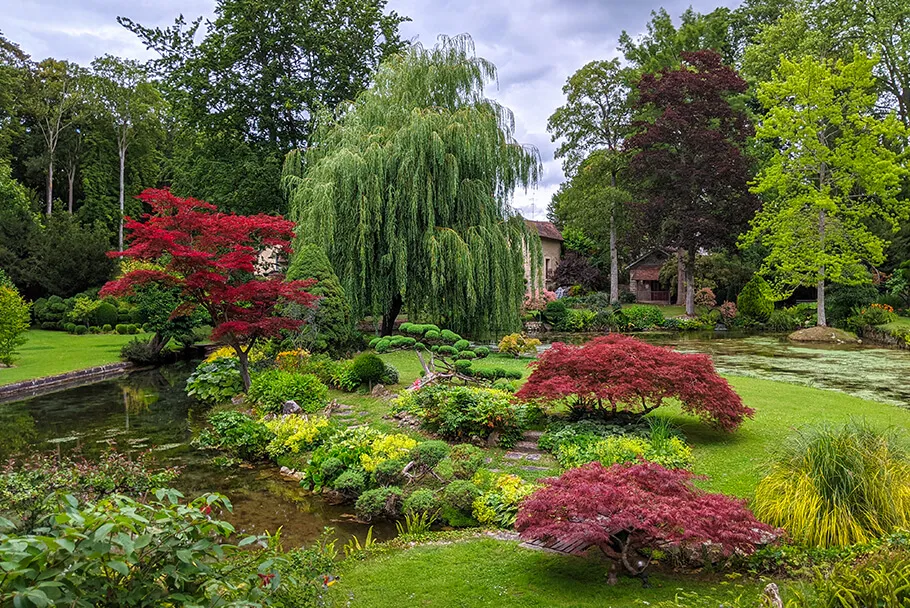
[{"left": 0, "top": 362, "right": 136, "bottom": 403}]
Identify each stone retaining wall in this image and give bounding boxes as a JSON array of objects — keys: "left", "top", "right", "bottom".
[
  {"left": 0, "top": 362, "right": 136, "bottom": 403},
  {"left": 862, "top": 326, "right": 910, "bottom": 351}
]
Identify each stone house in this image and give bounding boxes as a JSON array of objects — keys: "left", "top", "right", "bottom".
[{"left": 524, "top": 219, "right": 563, "bottom": 292}]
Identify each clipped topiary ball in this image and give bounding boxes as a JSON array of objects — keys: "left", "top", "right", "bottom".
[{"left": 453, "top": 339, "right": 470, "bottom": 351}]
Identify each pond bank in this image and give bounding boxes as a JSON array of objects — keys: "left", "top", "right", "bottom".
[{"left": 0, "top": 362, "right": 137, "bottom": 403}]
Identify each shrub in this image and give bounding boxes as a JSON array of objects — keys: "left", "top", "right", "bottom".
[
  {"left": 74, "top": 325, "right": 87, "bottom": 335},
  {"left": 439, "top": 329, "right": 461, "bottom": 343},
  {"left": 0, "top": 491, "right": 283, "bottom": 607},
  {"left": 101, "top": 323, "right": 113, "bottom": 332},
  {"left": 472, "top": 471, "right": 537, "bottom": 528},
  {"left": 398, "top": 385, "right": 527, "bottom": 447},
  {"left": 333, "top": 469, "right": 367, "bottom": 497},
  {"left": 694, "top": 287, "right": 717, "bottom": 308},
  {"left": 355, "top": 486, "right": 402, "bottom": 521},
  {"left": 371, "top": 457, "right": 407, "bottom": 486},
  {"left": 719, "top": 301, "right": 737, "bottom": 322},
  {"left": 91, "top": 301, "right": 119, "bottom": 327},
  {"left": 350, "top": 352, "right": 386, "bottom": 385},
  {"left": 737, "top": 275, "right": 774, "bottom": 322},
  {"left": 517, "top": 335, "right": 754, "bottom": 431},
  {"left": 543, "top": 300, "right": 567, "bottom": 326},
  {"left": 360, "top": 434, "right": 418, "bottom": 472},
  {"left": 185, "top": 358, "right": 244, "bottom": 405},
  {"left": 443, "top": 479, "right": 481, "bottom": 513},
  {"left": 263, "top": 415, "right": 333, "bottom": 458},
  {"left": 453, "top": 339, "right": 470, "bottom": 351},
  {"left": 328, "top": 358, "right": 360, "bottom": 392},
  {"left": 844, "top": 302, "right": 898, "bottom": 333},
  {"left": 380, "top": 362, "right": 399, "bottom": 385},
  {"left": 447, "top": 444, "right": 484, "bottom": 479},
  {"left": 497, "top": 333, "right": 541, "bottom": 357},
  {"left": 115, "top": 324, "right": 129, "bottom": 334},
  {"left": 120, "top": 338, "right": 163, "bottom": 365},
  {"left": 195, "top": 410, "right": 273, "bottom": 461},
  {"left": 319, "top": 457, "right": 345, "bottom": 484},
  {"left": 474, "top": 346, "right": 490, "bottom": 359},
  {"left": 800, "top": 549, "right": 910, "bottom": 607},
  {"left": 456, "top": 350, "right": 476, "bottom": 360},
  {"left": 411, "top": 440, "right": 451, "bottom": 469},
  {"left": 402, "top": 488, "right": 440, "bottom": 517},
  {"left": 517, "top": 463, "right": 777, "bottom": 583},
  {"left": 621, "top": 305, "right": 665, "bottom": 330},
  {"left": 827, "top": 281, "right": 879, "bottom": 325},
  {"left": 0, "top": 285, "right": 30, "bottom": 365},
  {"left": 66, "top": 296, "right": 103, "bottom": 326},
  {"left": 561, "top": 308, "right": 597, "bottom": 331},
  {"left": 247, "top": 370, "right": 328, "bottom": 414},
  {"left": 753, "top": 422, "right": 910, "bottom": 548},
  {"left": 767, "top": 308, "right": 801, "bottom": 331},
  {"left": 64, "top": 323, "right": 76, "bottom": 333}
]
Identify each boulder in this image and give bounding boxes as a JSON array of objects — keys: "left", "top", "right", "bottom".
[
  {"left": 282, "top": 400, "right": 302, "bottom": 415},
  {"left": 788, "top": 326, "right": 860, "bottom": 344}
]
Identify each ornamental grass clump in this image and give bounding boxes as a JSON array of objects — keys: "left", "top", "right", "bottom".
[{"left": 753, "top": 422, "right": 910, "bottom": 548}]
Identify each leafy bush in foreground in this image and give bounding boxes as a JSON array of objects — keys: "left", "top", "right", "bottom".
[
  {"left": 196, "top": 410, "right": 273, "bottom": 461},
  {"left": 0, "top": 285, "right": 30, "bottom": 365},
  {"left": 753, "top": 422, "right": 910, "bottom": 548},
  {"left": 516, "top": 462, "right": 777, "bottom": 583},
  {"left": 185, "top": 357, "right": 244, "bottom": 404},
  {"left": 497, "top": 333, "right": 541, "bottom": 357},
  {"left": 516, "top": 335, "right": 753, "bottom": 431}
]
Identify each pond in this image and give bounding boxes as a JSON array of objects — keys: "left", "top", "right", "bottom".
[
  {"left": 546, "top": 331, "right": 910, "bottom": 408},
  {"left": 2, "top": 331, "right": 908, "bottom": 548},
  {"left": 0, "top": 362, "right": 395, "bottom": 548}
]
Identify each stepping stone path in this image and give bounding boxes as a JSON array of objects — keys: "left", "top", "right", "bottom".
[
  {"left": 503, "top": 430, "right": 547, "bottom": 463},
  {"left": 329, "top": 403, "right": 360, "bottom": 426}
]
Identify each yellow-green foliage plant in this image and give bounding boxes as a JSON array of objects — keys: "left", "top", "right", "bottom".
[
  {"left": 497, "top": 333, "right": 541, "bottom": 357},
  {"left": 264, "top": 415, "right": 333, "bottom": 458},
  {"left": 753, "top": 422, "right": 910, "bottom": 548}
]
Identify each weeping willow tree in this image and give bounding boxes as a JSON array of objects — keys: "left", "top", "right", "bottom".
[{"left": 283, "top": 34, "right": 541, "bottom": 337}]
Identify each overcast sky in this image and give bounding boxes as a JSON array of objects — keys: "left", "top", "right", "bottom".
[{"left": 3, "top": 0, "right": 738, "bottom": 218}]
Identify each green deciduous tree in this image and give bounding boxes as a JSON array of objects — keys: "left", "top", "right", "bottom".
[
  {"left": 284, "top": 35, "right": 541, "bottom": 337},
  {"left": 742, "top": 50, "right": 910, "bottom": 326},
  {"left": 90, "top": 56, "right": 163, "bottom": 251},
  {"left": 0, "top": 283, "right": 30, "bottom": 366},
  {"left": 548, "top": 59, "right": 632, "bottom": 302},
  {"left": 121, "top": 0, "right": 408, "bottom": 215},
  {"left": 20, "top": 59, "right": 84, "bottom": 216}
]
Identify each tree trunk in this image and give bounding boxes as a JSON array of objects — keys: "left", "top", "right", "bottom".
[
  {"left": 685, "top": 247, "right": 696, "bottom": 317},
  {"left": 609, "top": 213, "right": 619, "bottom": 304},
  {"left": 237, "top": 347, "right": 252, "bottom": 391},
  {"left": 817, "top": 208, "right": 827, "bottom": 327},
  {"left": 118, "top": 146, "right": 126, "bottom": 252},
  {"left": 46, "top": 158, "right": 54, "bottom": 216},
  {"left": 381, "top": 293, "right": 403, "bottom": 336},
  {"left": 609, "top": 172, "right": 619, "bottom": 304},
  {"left": 67, "top": 170, "right": 75, "bottom": 214},
  {"left": 676, "top": 250, "right": 686, "bottom": 306}
]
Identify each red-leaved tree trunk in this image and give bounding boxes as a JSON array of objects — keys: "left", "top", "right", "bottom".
[{"left": 101, "top": 188, "right": 317, "bottom": 389}]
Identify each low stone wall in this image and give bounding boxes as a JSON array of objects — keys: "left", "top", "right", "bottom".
[{"left": 0, "top": 362, "right": 136, "bottom": 403}]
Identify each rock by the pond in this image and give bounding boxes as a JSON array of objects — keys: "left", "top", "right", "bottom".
[
  {"left": 789, "top": 326, "right": 860, "bottom": 344},
  {"left": 279, "top": 466, "right": 304, "bottom": 481},
  {"left": 282, "top": 400, "right": 302, "bottom": 415},
  {"left": 370, "top": 384, "right": 393, "bottom": 399},
  {"left": 231, "top": 394, "right": 246, "bottom": 406}
]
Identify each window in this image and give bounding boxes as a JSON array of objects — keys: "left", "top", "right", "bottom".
[{"left": 545, "top": 258, "right": 551, "bottom": 277}]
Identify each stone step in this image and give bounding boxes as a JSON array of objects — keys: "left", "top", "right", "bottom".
[
  {"left": 514, "top": 440, "right": 542, "bottom": 451},
  {"left": 522, "top": 430, "right": 544, "bottom": 439},
  {"left": 503, "top": 451, "right": 526, "bottom": 460}
]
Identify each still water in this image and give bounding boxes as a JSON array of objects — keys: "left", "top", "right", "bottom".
[{"left": 0, "top": 362, "right": 394, "bottom": 547}]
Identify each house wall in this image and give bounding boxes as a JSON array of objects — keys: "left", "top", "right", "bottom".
[{"left": 524, "top": 236, "right": 563, "bottom": 294}]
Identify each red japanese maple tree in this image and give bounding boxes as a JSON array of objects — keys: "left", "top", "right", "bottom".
[
  {"left": 515, "top": 462, "right": 776, "bottom": 584},
  {"left": 515, "top": 334, "right": 752, "bottom": 431},
  {"left": 101, "top": 188, "right": 317, "bottom": 389}
]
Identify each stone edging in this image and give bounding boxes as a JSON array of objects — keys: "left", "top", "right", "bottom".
[
  {"left": 0, "top": 362, "right": 136, "bottom": 403},
  {"left": 861, "top": 326, "right": 910, "bottom": 351}
]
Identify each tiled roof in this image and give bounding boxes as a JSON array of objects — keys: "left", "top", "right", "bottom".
[{"left": 525, "top": 219, "right": 563, "bottom": 242}]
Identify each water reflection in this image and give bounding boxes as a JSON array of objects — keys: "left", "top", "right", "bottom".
[{"left": 2, "top": 364, "right": 393, "bottom": 547}]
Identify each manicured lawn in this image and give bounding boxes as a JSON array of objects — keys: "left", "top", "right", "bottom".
[
  {"left": 654, "top": 304, "right": 687, "bottom": 317},
  {"left": 881, "top": 316, "right": 910, "bottom": 331},
  {"left": 330, "top": 538, "right": 780, "bottom": 607},
  {"left": 0, "top": 330, "right": 147, "bottom": 386}
]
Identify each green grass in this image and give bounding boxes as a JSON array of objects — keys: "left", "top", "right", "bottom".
[
  {"left": 656, "top": 376, "right": 910, "bottom": 497},
  {"left": 881, "top": 316, "right": 910, "bottom": 331},
  {"left": 654, "top": 304, "right": 687, "bottom": 317},
  {"left": 331, "top": 538, "right": 776, "bottom": 607},
  {"left": 0, "top": 330, "right": 147, "bottom": 386}
]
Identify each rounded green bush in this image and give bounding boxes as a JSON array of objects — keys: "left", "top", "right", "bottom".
[
  {"left": 456, "top": 350, "right": 476, "bottom": 360},
  {"left": 411, "top": 440, "right": 450, "bottom": 469},
  {"left": 424, "top": 330, "right": 440, "bottom": 340},
  {"left": 333, "top": 469, "right": 366, "bottom": 496},
  {"left": 64, "top": 323, "right": 76, "bottom": 333},
  {"left": 437, "top": 345, "right": 457, "bottom": 357},
  {"left": 101, "top": 324, "right": 113, "bottom": 333},
  {"left": 398, "top": 322, "right": 413, "bottom": 334},
  {"left": 430, "top": 345, "right": 440, "bottom": 353},
  {"left": 402, "top": 488, "right": 440, "bottom": 516},
  {"left": 439, "top": 329, "right": 461, "bottom": 344},
  {"left": 89, "top": 326, "right": 101, "bottom": 334},
  {"left": 319, "top": 457, "right": 345, "bottom": 484},
  {"left": 737, "top": 275, "right": 774, "bottom": 322},
  {"left": 368, "top": 337, "right": 381, "bottom": 348},
  {"left": 474, "top": 346, "right": 490, "bottom": 359},
  {"left": 374, "top": 339, "right": 391, "bottom": 353},
  {"left": 443, "top": 479, "right": 481, "bottom": 512},
  {"left": 355, "top": 486, "right": 402, "bottom": 521},
  {"left": 350, "top": 352, "right": 386, "bottom": 385},
  {"left": 380, "top": 362, "right": 399, "bottom": 385},
  {"left": 449, "top": 444, "right": 484, "bottom": 479},
  {"left": 414, "top": 342, "right": 427, "bottom": 351},
  {"left": 405, "top": 324, "right": 426, "bottom": 336},
  {"left": 371, "top": 458, "right": 406, "bottom": 486},
  {"left": 454, "top": 359, "right": 472, "bottom": 373},
  {"left": 115, "top": 324, "right": 129, "bottom": 335},
  {"left": 453, "top": 339, "right": 470, "bottom": 351},
  {"left": 74, "top": 325, "right": 87, "bottom": 335},
  {"left": 90, "top": 301, "right": 119, "bottom": 327}
]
